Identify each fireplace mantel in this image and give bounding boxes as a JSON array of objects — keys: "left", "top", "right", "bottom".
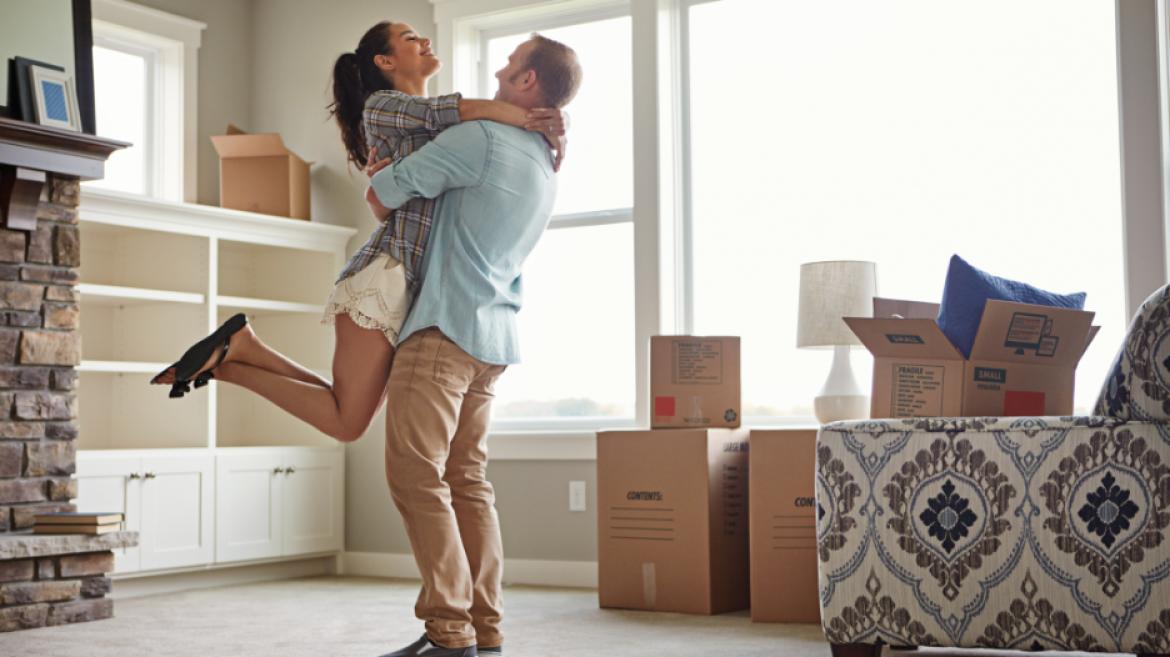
[
  {"left": 0, "top": 118, "right": 127, "bottom": 230},
  {"left": 0, "top": 118, "right": 125, "bottom": 180}
]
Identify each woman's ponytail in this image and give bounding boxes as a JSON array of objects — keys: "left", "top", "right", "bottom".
[{"left": 328, "top": 21, "right": 395, "bottom": 168}]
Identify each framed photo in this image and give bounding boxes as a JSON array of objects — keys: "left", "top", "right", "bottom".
[
  {"left": 11, "top": 57, "right": 65, "bottom": 125},
  {"left": 29, "top": 64, "right": 81, "bottom": 131}
]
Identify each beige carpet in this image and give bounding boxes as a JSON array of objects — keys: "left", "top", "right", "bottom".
[{"left": 0, "top": 576, "right": 1135, "bottom": 657}]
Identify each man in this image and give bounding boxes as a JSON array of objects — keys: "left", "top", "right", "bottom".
[{"left": 367, "top": 35, "right": 583, "bottom": 657}]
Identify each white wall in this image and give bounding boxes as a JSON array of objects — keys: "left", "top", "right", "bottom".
[{"left": 0, "top": 0, "right": 76, "bottom": 101}]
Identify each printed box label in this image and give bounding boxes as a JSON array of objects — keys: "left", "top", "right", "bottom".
[
  {"left": 885, "top": 334, "right": 925, "bottom": 345},
  {"left": 672, "top": 340, "right": 724, "bottom": 385},
  {"left": 974, "top": 367, "right": 1007, "bottom": 384},
  {"left": 892, "top": 363, "right": 945, "bottom": 416}
]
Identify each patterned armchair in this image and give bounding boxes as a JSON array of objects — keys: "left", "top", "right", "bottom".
[{"left": 816, "top": 285, "right": 1170, "bottom": 657}]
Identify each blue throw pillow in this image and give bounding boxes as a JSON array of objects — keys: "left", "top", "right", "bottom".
[{"left": 937, "top": 255, "right": 1086, "bottom": 358}]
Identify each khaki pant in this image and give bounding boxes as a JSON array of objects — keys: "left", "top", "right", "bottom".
[{"left": 385, "top": 328, "right": 507, "bottom": 649}]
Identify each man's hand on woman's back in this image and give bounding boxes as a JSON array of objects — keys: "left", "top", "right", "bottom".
[{"left": 365, "top": 146, "right": 394, "bottom": 223}]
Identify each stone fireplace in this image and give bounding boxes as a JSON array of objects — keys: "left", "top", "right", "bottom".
[{"left": 0, "top": 116, "right": 136, "bottom": 631}]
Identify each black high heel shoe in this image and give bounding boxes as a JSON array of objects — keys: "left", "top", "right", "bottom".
[{"left": 152, "top": 313, "right": 248, "bottom": 399}]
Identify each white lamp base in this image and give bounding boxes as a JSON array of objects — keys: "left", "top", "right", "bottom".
[
  {"left": 814, "top": 394, "right": 870, "bottom": 424},
  {"left": 814, "top": 345, "right": 871, "bottom": 424}
]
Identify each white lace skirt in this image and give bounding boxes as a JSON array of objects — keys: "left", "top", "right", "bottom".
[{"left": 321, "top": 255, "right": 411, "bottom": 343}]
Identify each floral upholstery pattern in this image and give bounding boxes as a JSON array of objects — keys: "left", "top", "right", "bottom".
[
  {"left": 1097, "top": 283, "right": 1170, "bottom": 422},
  {"left": 816, "top": 416, "right": 1170, "bottom": 653}
]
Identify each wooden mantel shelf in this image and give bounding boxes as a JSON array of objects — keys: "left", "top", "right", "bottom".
[
  {"left": 0, "top": 116, "right": 128, "bottom": 180},
  {"left": 0, "top": 116, "right": 128, "bottom": 230}
]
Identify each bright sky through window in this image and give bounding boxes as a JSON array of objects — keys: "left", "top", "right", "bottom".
[
  {"left": 87, "top": 45, "right": 149, "bottom": 195},
  {"left": 689, "top": 0, "right": 1124, "bottom": 418}
]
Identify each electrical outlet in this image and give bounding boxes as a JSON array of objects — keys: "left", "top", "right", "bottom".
[{"left": 569, "top": 480, "right": 587, "bottom": 512}]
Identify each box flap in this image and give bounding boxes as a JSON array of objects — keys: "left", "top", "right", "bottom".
[
  {"left": 844, "top": 317, "right": 963, "bottom": 359},
  {"left": 873, "top": 297, "right": 940, "bottom": 319},
  {"left": 211, "top": 123, "right": 290, "bottom": 158},
  {"left": 969, "top": 299, "right": 1095, "bottom": 366},
  {"left": 1078, "top": 325, "right": 1101, "bottom": 360}
]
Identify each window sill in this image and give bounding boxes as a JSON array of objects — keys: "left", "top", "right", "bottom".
[
  {"left": 486, "top": 418, "right": 825, "bottom": 461},
  {"left": 487, "top": 430, "right": 598, "bottom": 461}
]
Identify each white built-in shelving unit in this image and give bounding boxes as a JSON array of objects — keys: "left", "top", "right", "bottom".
[{"left": 73, "top": 188, "right": 356, "bottom": 575}]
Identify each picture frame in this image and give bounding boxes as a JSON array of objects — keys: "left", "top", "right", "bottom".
[
  {"left": 28, "top": 64, "right": 81, "bottom": 131},
  {"left": 11, "top": 57, "right": 66, "bottom": 126}
]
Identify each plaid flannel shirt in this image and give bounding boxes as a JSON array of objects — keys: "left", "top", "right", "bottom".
[{"left": 335, "top": 90, "right": 463, "bottom": 291}]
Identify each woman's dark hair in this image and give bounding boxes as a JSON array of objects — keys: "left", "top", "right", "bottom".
[{"left": 329, "top": 21, "right": 394, "bottom": 168}]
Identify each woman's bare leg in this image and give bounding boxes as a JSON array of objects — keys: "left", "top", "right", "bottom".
[
  {"left": 224, "top": 323, "right": 332, "bottom": 387},
  {"left": 153, "top": 322, "right": 330, "bottom": 389},
  {"left": 155, "top": 314, "right": 394, "bottom": 442}
]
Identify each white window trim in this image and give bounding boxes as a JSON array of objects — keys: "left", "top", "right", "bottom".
[
  {"left": 91, "top": 0, "right": 204, "bottom": 202},
  {"left": 547, "top": 208, "right": 632, "bottom": 230},
  {"left": 1117, "top": 0, "right": 1168, "bottom": 316},
  {"left": 433, "top": 0, "right": 649, "bottom": 443}
]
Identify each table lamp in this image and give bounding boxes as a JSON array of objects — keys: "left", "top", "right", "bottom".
[{"left": 797, "top": 260, "right": 876, "bottom": 423}]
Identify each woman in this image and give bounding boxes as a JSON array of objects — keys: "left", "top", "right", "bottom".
[{"left": 150, "top": 21, "right": 565, "bottom": 444}]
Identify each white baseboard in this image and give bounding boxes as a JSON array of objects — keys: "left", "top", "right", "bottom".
[
  {"left": 111, "top": 555, "right": 339, "bottom": 599},
  {"left": 340, "top": 551, "right": 598, "bottom": 589}
]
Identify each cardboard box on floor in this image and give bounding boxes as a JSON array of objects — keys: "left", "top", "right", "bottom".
[
  {"left": 596, "top": 428, "right": 749, "bottom": 615},
  {"left": 650, "top": 336, "right": 741, "bottom": 429},
  {"left": 210, "top": 124, "right": 310, "bottom": 220},
  {"left": 845, "top": 297, "right": 1098, "bottom": 418},
  {"left": 748, "top": 429, "right": 820, "bottom": 623}
]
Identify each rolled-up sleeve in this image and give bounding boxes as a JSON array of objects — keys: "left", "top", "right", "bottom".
[
  {"left": 364, "top": 90, "right": 463, "bottom": 137},
  {"left": 371, "top": 122, "right": 490, "bottom": 208}
]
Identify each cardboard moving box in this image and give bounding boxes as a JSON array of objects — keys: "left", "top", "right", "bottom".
[
  {"left": 650, "top": 336, "right": 741, "bottom": 429},
  {"left": 211, "top": 124, "right": 310, "bottom": 219},
  {"left": 846, "top": 298, "right": 1098, "bottom": 418},
  {"left": 749, "top": 429, "right": 820, "bottom": 623},
  {"left": 597, "top": 428, "right": 749, "bottom": 615}
]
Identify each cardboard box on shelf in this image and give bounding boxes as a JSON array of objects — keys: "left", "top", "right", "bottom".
[
  {"left": 748, "top": 429, "right": 820, "bottom": 623},
  {"left": 596, "top": 428, "right": 749, "bottom": 615},
  {"left": 650, "top": 336, "right": 741, "bottom": 429},
  {"left": 846, "top": 297, "right": 1098, "bottom": 418},
  {"left": 210, "top": 124, "right": 310, "bottom": 220}
]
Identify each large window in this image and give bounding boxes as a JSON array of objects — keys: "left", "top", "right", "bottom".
[
  {"left": 475, "top": 12, "right": 636, "bottom": 428},
  {"left": 686, "top": 0, "right": 1125, "bottom": 418}
]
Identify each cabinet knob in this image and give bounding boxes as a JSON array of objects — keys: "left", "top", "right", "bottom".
[
  {"left": 144, "top": 472, "right": 156, "bottom": 479},
  {"left": 285, "top": 467, "right": 295, "bottom": 475},
  {"left": 273, "top": 467, "right": 284, "bottom": 475},
  {"left": 128, "top": 473, "right": 142, "bottom": 480}
]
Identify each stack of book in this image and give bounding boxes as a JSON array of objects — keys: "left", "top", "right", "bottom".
[{"left": 32, "top": 512, "right": 124, "bottom": 535}]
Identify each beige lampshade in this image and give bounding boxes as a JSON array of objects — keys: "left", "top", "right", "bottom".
[{"left": 796, "top": 260, "right": 877, "bottom": 348}]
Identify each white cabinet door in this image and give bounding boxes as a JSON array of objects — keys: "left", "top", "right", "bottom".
[
  {"left": 216, "top": 452, "right": 283, "bottom": 563},
  {"left": 75, "top": 454, "right": 142, "bottom": 574},
  {"left": 139, "top": 453, "right": 214, "bottom": 571},
  {"left": 281, "top": 448, "right": 344, "bottom": 556}
]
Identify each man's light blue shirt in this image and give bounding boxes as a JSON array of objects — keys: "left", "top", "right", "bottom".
[{"left": 370, "top": 120, "right": 556, "bottom": 365}]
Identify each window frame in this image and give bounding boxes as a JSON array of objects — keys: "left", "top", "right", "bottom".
[
  {"left": 89, "top": 0, "right": 204, "bottom": 202},
  {"left": 431, "top": 0, "right": 1170, "bottom": 457},
  {"left": 435, "top": 0, "right": 639, "bottom": 433}
]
